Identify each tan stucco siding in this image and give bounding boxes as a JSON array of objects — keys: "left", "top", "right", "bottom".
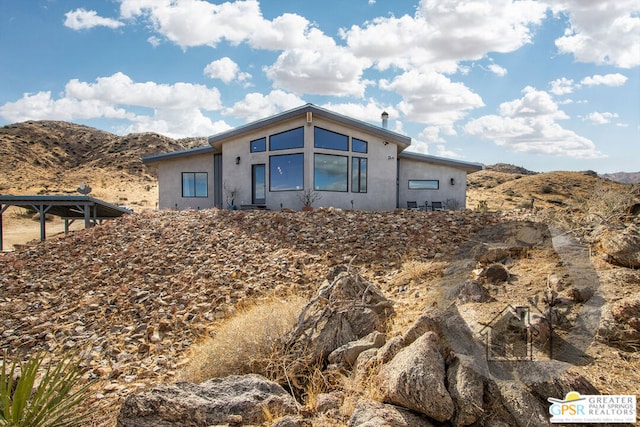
[
  {"left": 397, "top": 157, "right": 469, "bottom": 210},
  {"left": 156, "top": 153, "right": 215, "bottom": 210}
]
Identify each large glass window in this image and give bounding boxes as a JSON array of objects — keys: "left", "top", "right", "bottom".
[
  {"left": 250, "top": 137, "right": 266, "bottom": 152},
  {"left": 314, "top": 127, "right": 348, "bottom": 151},
  {"left": 270, "top": 153, "right": 304, "bottom": 191},
  {"left": 352, "top": 138, "right": 368, "bottom": 153},
  {"left": 269, "top": 127, "right": 304, "bottom": 151},
  {"left": 408, "top": 180, "right": 439, "bottom": 190},
  {"left": 351, "top": 157, "right": 367, "bottom": 193},
  {"left": 314, "top": 154, "right": 348, "bottom": 192},
  {"left": 182, "top": 172, "right": 208, "bottom": 197}
]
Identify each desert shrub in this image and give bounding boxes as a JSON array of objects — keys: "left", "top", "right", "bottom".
[
  {"left": 475, "top": 200, "right": 488, "bottom": 212},
  {"left": 0, "top": 352, "right": 91, "bottom": 427},
  {"left": 541, "top": 184, "right": 554, "bottom": 194},
  {"left": 547, "top": 199, "right": 566, "bottom": 206},
  {"left": 180, "top": 296, "right": 307, "bottom": 384},
  {"left": 549, "top": 183, "right": 640, "bottom": 235}
]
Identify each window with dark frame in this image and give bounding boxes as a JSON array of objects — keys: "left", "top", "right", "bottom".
[
  {"left": 408, "top": 179, "right": 439, "bottom": 190},
  {"left": 269, "top": 127, "right": 304, "bottom": 151},
  {"left": 269, "top": 153, "right": 304, "bottom": 191},
  {"left": 314, "top": 127, "right": 349, "bottom": 151},
  {"left": 182, "top": 172, "right": 208, "bottom": 197},
  {"left": 250, "top": 137, "right": 266, "bottom": 152},
  {"left": 314, "top": 153, "right": 348, "bottom": 191},
  {"left": 352, "top": 137, "right": 368, "bottom": 153},
  {"left": 351, "top": 157, "right": 367, "bottom": 193}
]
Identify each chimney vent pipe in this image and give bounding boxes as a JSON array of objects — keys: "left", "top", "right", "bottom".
[{"left": 381, "top": 111, "right": 389, "bottom": 129}]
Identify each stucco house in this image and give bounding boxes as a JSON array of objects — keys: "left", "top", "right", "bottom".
[{"left": 142, "top": 104, "right": 481, "bottom": 211}]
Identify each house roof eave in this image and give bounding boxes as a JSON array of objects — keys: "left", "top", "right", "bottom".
[
  {"left": 142, "top": 145, "right": 216, "bottom": 165},
  {"left": 398, "top": 151, "right": 483, "bottom": 173},
  {"left": 208, "top": 103, "right": 412, "bottom": 150}
]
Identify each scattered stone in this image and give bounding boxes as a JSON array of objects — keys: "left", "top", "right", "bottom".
[
  {"left": 328, "top": 331, "right": 386, "bottom": 367},
  {"left": 457, "top": 280, "right": 493, "bottom": 304},
  {"left": 597, "top": 293, "right": 640, "bottom": 350},
  {"left": 315, "top": 392, "right": 342, "bottom": 414},
  {"left": 598, "top": 224, "right": 640, "bottom": 268},
  {"left": 480, "top": 264, "right": 509, "bottom": 284},
  {"left": 270, "top": 415, "right": 310, "bottom": 427}
]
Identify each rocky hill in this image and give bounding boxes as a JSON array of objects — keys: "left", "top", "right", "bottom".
[
  {"left": 0, "top": 123, "right": 639, "bottom": 425},
  {"left": 601, "top": 171, "right": 640, "bottom": 184},
  {"left": 0, "top": 120, "right": 205, "bottom": 203}
]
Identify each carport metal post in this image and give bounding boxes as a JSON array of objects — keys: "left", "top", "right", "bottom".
[
  {"left": 32, "top": 204, "right": 52, "bottom": 242},
  {"left": 0, "top": 203, "right": 6, "bottom": 251},
  {"left": 84, "top": 202, "right": 91, "bottom": 228}
]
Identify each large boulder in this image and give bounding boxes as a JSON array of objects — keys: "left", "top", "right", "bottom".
[
  {"left": 447, "top": 358, "right": 484, "bottom": 426},
  {"left": 598, "top": 224, "right": 640, "bottom": 268},
  {"left": 283, "top": 268, "right": 394, "bottom": 381},
  {"left": 494, "top": 380, "right": 549, "bottom": 427},
  {"left": 377, "top": 332, "right": 454, "bottom": 422},
  {"left": 116, "top": 374, "right": 297, "bottom": 427},
  {"left": 348, "top": 400, "right": 434, "bottom": 427}
]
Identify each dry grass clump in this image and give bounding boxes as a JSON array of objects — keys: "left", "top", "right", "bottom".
[
  {"left": 179, "top": 296, "right": 306, "bottom": 384},
  {"left": 548, "top": 182, "right": 639, "bottom": 235}
]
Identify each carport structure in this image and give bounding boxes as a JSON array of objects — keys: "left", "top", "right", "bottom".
[{"left": 0, "top": 195, "right": 132, "bottom": 251}]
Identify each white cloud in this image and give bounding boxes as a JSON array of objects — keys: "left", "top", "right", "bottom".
[
  {"left": 580, "top": 73, "right": 628, "bottom": 87},
  {"left": 584, "top": 111, "right": 618, "bottom": 124},
  {"left": 550, "top": 0, "right": 640, "bottom": 68},
  {"left": 0, "top": 91, "right": 134, "bottom": 122},
  {"left": 488, "top": 64, "right": 508, "bottom": 77},
  {"left": 65, "top": 72, "right": 222, "bottom": 110},
  {"left": 498, "top": 86, "right": 568, "bottom": 119},
  {"left": 147, "top": 36, "right": 161, "bottom": 47},
  {"left": 549, "top": 77, "right": 574, "bottom": 95},
  {"left": 343, "top": 0, "right": 548, "bottom": 72},
  {"left": 204, "top": 57, "right": 252, "bottom": 84},
  {"left": 464, "top": 87, "right": 605, "bottom": 159},
  {"left": 380, "top": 70, "right": 484, "bottom": 133},
  {"left": 407, "top": 127, "right": 460, "bottom": 157},
  {"left": 320, "top": 101, "right": 399, "bottom": 127},
  {"left": 0, "top": 73, "right": 225, "bottom": 138},
  {"left": 64, "top": 8, "right": 123, "bottom": 30},
  {"left": 225, "top": 90, "right": 305, "bottom": 122},
  {"left": 264, "top": 29, "right": 373, "bottom": 97},
  {"left": 118, "top": 0, "right": 312, "bottom": 50}
]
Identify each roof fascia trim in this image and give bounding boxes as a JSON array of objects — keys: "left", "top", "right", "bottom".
[
  {"left": 399, "top": 151, "right": 483, "bottom": 172},
  {"left": 142, "top": 145, "right": 216, "bottom": 164}
]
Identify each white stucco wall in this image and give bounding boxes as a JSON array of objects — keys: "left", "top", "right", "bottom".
[
  {"left": 156, "top": 153, "right": 215, "bottom": 210},
  {"left": 219, "top": 114, "right": 400, "bottom": 211},
  {"left": 397, "top": 157, "right": 469, "bottom": 210}
]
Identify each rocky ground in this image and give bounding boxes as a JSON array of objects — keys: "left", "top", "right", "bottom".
[{"left": 1, "top": 206, "right": 639, "bottom": 426}]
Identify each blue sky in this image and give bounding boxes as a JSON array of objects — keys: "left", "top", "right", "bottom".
[{"left": 0, "top": 0, "right": 638, "bottom": 173}]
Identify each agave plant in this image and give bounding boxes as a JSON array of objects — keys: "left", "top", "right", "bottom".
[{"left": 0, "top": 352, "right": 91, "bottom": 427}]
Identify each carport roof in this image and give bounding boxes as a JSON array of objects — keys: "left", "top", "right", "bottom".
[{"left": 0, "top": 195, "right": 132, "bottom": 218}]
